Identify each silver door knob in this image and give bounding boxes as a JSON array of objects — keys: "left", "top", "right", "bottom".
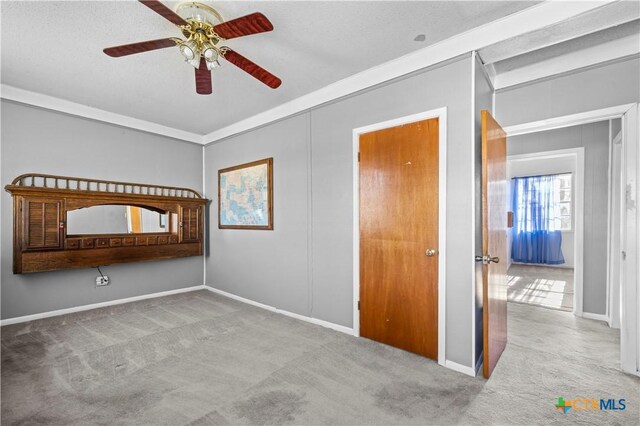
[
  {"left": 426, "top": 249, "right": 437, "bottom": 257},
  {"left": 475, "top": 255, "right": 499, "bottom": 264}
]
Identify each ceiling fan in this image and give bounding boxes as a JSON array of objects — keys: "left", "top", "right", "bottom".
[{"left": 103, "top": 1, "right": 282, "bottom": 95}]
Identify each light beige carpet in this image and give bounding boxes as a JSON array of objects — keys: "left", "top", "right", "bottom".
[{"left": 2, "top": 290, "right": 638, "bottom": 425}]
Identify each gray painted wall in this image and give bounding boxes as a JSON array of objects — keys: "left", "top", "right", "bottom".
[
  {"left": 1, "top": 101, "right": 204, "bottom": 319},
  {"left": 205, "top": 55, "right": 477, "bottom": 367},
  {"left": 495, "top": 57, "right": 640, "bottom": 127},
  {"left": 473, "top": 55, "right": 493, "bottom": 366},
  {"left": 205, "top": 114, "right": 311, "bottom": 316},
  {"left": 507, "top": 121, "right": 610, "bottom": 315}
]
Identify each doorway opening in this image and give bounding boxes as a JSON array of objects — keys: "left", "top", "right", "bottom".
[
  {"left": 502, "top": 103, "right": 639, "bottom": 377},
  {"left": 506, "top": 150, "right": 583, "bottom": 314}
]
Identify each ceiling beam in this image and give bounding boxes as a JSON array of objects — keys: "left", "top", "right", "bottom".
[
  {"left": 478, "top": 0, "right": 639, "bottom": 65},
  {"left": 493, "top": 36, "right": 640, "bottom": 90}
]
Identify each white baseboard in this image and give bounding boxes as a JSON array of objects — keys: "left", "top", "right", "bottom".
[
  {"left": 205, "top": 286, "right": 480, "bottom": 376},
  {"left": 0, "top": 285, "right": 205, "bottom": 326},
  {"left": 204, "top": 286, "right": 355, "bottom": 336},
  {"left": 444, "top": 359, "right": 477, "bottom": 377},
  {"left": 475, "top": 351, "right": 484, "bottom": 376},
  {"left": 581, "top": 312, "right": 610, "bottom": 323}
]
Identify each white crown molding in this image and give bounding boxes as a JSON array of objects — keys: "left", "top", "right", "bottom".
[
  {"left": 0, "top": 85, "right": 205, "bottom": 144},
  {"left": 493, "top": 35, "right": 640, "bottom": 90},
  {"left": 202, "top": 0, "right": 614, "bottom": 144}
]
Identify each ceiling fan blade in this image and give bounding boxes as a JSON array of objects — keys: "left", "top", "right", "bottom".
[
  {"left": 195, "top": 57, "right": 212, "bottom": 95},
  {"left": 138, "top": 0, "right": 188, "bottom": 26},
  {"left": 103, "top": 38, "right": 177, "bottom": 57},
  {"left": 213, "top": 13, "right": 273, "bottom": 40},
  {"left": 222, "top": 48, "right": 281, "bottom": 89}
]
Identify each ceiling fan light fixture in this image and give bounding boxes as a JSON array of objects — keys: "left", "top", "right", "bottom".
[
  {"left": 179, "top": 39, "right": 198, "bottom": 61},
  {"left": 202, "top": 42, "right": 218, "bottom": 60},
  {"left": 206, "top": 58, "right": 221, "bottom": 70},
  {"left": 187, "top": 55, "right": 201, "bottom": 69}
]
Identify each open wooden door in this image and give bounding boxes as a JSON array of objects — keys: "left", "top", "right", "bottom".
[{"left": 481, "top": 110, "right": 508, "bottom": 378}]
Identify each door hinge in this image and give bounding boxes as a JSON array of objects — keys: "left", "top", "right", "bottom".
[
  {"left": 358, "top": 152, "right": 360, "bottom": 162},
  {"left": 358, "top": 300, "right": 360, "bottom": 310}
]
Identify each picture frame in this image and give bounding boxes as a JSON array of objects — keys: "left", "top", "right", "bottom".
[{"left": 218, "top": 158, "right": 273, "bottom": 230}]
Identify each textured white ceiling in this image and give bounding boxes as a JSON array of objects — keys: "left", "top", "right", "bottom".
[{"left": 1, "top": 1, "right": 538, "bottom": 135}]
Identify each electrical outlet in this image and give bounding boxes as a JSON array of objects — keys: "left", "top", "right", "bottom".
[{"left": 95, "top": 276, "right": 110, "bottom": 287}]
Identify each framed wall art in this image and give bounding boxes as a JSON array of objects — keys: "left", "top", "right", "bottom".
[{"left": 218, "top": 158, "right": 273, "bottom": 230}]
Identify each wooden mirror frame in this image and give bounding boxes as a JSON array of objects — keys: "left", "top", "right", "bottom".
[{"left": 5, "top": 173, "right": 207, "bottom": 274}]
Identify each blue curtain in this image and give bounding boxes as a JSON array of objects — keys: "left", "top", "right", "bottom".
[{"left": 511, "top": 175, "right": 565, "bottom": 265}]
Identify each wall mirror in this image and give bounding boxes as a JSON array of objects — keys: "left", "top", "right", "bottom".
[{"left": 66, "top": 205, "right": 178, "bottom": 235}]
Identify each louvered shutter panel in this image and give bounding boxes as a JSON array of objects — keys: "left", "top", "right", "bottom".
[
  {"left": 180, "top": 206, "right": 200, "bottom": 242},
  {"left": 23, "top": 198, "right": 63, "bottom": 249}
]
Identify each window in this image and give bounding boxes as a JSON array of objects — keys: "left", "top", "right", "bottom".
[
  {"left": 557, "top": 173, "right": 572, "bottom": 231},
  {"left": 511, "top": 173, "right": 569, "bottom": 265},
  {"left": 511, "top": 172, "right": 572, "bottom": 233}
]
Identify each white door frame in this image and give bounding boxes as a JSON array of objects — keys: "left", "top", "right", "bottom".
[
  {"left": 503, "top": 103, "right": 640, "bottom": 377},
  {"left": 608, "top": 129, "right": 623, "bottom": 329},
  {"left": 620, "top": 103, "right": 639, "bottom": 376},
  {"left": 352, "top": 107, "right": 447, "bottom": 367},
  {"left": 506, "top": 148, "right": 585, "bottom": 317}
]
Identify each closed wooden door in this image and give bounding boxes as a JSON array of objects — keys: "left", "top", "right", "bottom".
[
  {"left": 359, "top": 118, "right": 439, "bottom": 360},
  {"left": 481, "top": 110, "right": 508, "bottom": 378}
]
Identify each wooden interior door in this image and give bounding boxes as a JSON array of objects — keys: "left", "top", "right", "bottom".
[
  {"left": 127, "top": 206, "right": 143, "bottom": 233},
  {"left": 359, "top": 118, "right": 439, "bottom": 360},
  {"left": 481, "top": 110, "right": 508, "bottom": 378}
]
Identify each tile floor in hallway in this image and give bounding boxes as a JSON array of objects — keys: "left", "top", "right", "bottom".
[
  {"left": 507, "top": 264, "right": 574, "bottom": 311},
  {"left": 1, "top": 289, "right": 638, "bottom": 425}
]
